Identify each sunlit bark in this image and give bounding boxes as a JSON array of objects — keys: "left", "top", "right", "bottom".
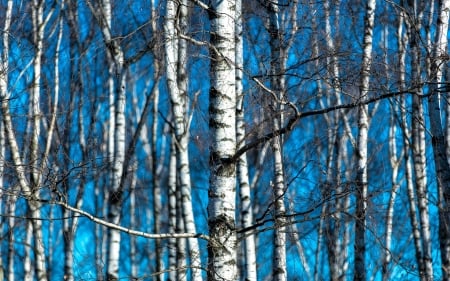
[
  {"left": 354, "top": 1, "right": 376, "bottom": 280},
  {"left": 24, "top": 221, "right": 34, "bottom": 281},
  {"left": 165, "top": 1, "right": 203, "bottom": 279},
  {"left": 208, "top": 0, "right": 237, "bottom": 279},
  {"left": 85, "top": 0, "right": 128, "bottom": 279},
  {"left": 267, "top": 1, "right": 287, "bottom": 279},
  {"left": 383, "top": 104, "right": 401, "bottom": 281},
  {"left": 236, "top": 0, "right": 257, "bottom": 279},
  {"left": 408, "top": 5, "right": 433, "bottom": 277}
]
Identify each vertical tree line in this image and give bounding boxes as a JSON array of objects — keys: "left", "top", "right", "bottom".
[{"left": 0, "top": 0, "right": 449, "bottom": 280}]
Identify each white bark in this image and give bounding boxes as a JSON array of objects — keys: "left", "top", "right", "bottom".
[
  {"left": 7, "top": 192, "right": 16, "bottom": 281},
  {"left": 150, "top": 2, "right": 163, "bottom": 275},
  {"left": 427, "top": 0, "right": 450, "bottom": 278},
  {"left": 0, "top": 2, "right": 13, "bottom": 278},
  {"left": 86, "top": 1, "right": 128, "bottom": 279},
  {"left": 208, "top": 0, "right": 237, "bottom": 280},
  {"left": 168, "top": 140, "right": 178, "bottom": 281},
  {"left": 409, "top": 8, "right": 433, "bottom": 277},
  {"left": 164, "top": 1, "right": 203, "bottom": 280},
  {"left": 354, "top": 1, "right": 376, "bottom": 280},
  {"left": 24, "top": 221, "right": 34, "bottom": 281},
  {"left": 152, "top": 87, "right": 163, "bottom": 281},
  {"left": 53, "top": 200, "right": 210, "bottom": 241},
  {"left": 404, "top": 117, "right": 426, "bottom": 281},
  {"left": 267, "top": 2, "right": 287, "bottom": 280},
  {"left": 236, "top": 0, "right": 257, "bottom": 280},
  {"left": 22, "top": 1, "right": 53, "bottom": 280},
  {"left": 395, "top": 10, "right": 427, "bottom": 280},
  {"left": 322, "top": 1, "right": 354, "bottom": 278},
  {"left": 176, "top": 196, "right": 188, "bottom": 281},
  {"left": 383, "top": 108, "right": 401, "bottom": 281}
]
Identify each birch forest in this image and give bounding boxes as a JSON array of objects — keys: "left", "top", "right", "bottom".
[{"left": 1, "top": 0, "right": 450, "bottom": 280}]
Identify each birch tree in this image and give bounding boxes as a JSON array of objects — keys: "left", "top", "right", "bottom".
[
  {"left": 354, "top": 1, "right": 376, "bottom": 280},
  {"left": 165, "top": 1, "right": 203, "bottom": 279},
  {"left": 85, "top": 0, "right": 127, "bottom": 279},
  {"left": 427, "top": 0, "right": 450, "bottom": 278},
  {"left": 236, "top": 0, "right": 257, "bottom": 279},
  {"left": 407, "top": 2, "right": 434, "bottom": 278},
  {"left": 0, "top": 1, "right": 14, "bottom": 279},
  {"left": 266, "top": 1, "right": 287, "bottom": 279},
  {"left": 208, "top": 0, "right": 237, "bottom": 279}
]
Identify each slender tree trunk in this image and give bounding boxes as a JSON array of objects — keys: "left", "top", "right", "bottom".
[
  {"left": 411, "top": 32, "right": 434, "bottom": 281},
  {"left": 86, "top": 1, "right": 128, "bottom": 279},
  {"left": 208, "top": 0, "right": 237, "bottom": 280},
  {"left": 165, "top": 1, "right": 203, "bottom": 279},
  {"left": 322, "top": 1, "right": 346, "bottom": 278},
  {"left": 176, "top": 202, "right": 188, "bottom": 281},
  {"left": 24, "top": 221, "right": 34, "bottom": 281},
  {"left": 338, "top": 129, "right": 352, "bottom": 281},
  {"left": 267, "top": 1, "right": 287, "bottom": 280},
  {"left": 382, "top": 19, "right": 400, "bottom": 281},
  {"left": 150, "top": 3, "right": 163, "bottom": 274},
  {"left": 152, "top": 87, "right": 163, "bottom": 281},
  {"left": 27, "top": 1, "right": 51, "bottom": 279},
  {"left": 236, "top": 0, "right": 257, "bottom": 279},
  {"left": 395, "top": 10, "right": 428, "bottom": 280},
  {"left": 427, "top": 0, "right": 450, "bottom": 278},
  {"left": 354, "top": 1, "right": 376, "bottom": 280},
  {"left": 168, "top": 139, "right": 178, "bottom": 281},
  {"left": 7, "top": 192, "right": 16, "bottom": 281},
  {"left": 383, "top": 106, "right": 401, "bottom": 281},
  {"left": 129, "top": 163, "right": 138, "bottom": 279},
  {"left": 0, "top": 2, "right": 13, "bottom": 278}
]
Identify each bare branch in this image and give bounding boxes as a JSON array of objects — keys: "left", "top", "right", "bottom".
[
  {"left": 45, "top": 200, "right": 210, "bottom": 241},
  {"left": 231, "top": 87, "right": 424, "bottom": 162}
]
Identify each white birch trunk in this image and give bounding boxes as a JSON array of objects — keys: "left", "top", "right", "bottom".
[
  {"left": 427, "top": 0, "right": 450, "bottom": 278},
  {"left": 354, "top": 1, "right": 376, "bottom": 280},
  {"left": 410, "top": 22, "right": 434, "bottom": 281},
  {"left": 88, "top": 1, "right": 127, "bottom": 279},
  {"left": 175, "top": 166, "right": 188, "bottom": 281},
  {"left": 164, "top": 1, "right": 203, "bottom": 280},
  {"left": 322, "top": 1, "right": 353, "bottom": 277},
  {"left": 152, "top": 87, "right": 163, "bottom": 281},
  {"left": 393, "top": 8, "right": 408, "bottom": 275},
  {"left": 208, "top": 0, "right": 237, "bottom": 280},
  {"left": 168, "top": 139, "right": 178, "bottom": 281},
  {"left": 267, "top": 2, "right": 287, "bottom": 280},
  {"left": 150, "top": 3, "right": 163, "bottom": 274},
  {"left": 24, "top": 221, "right": 34, "bottom": 281},
  {"left": 26, "top": 2, "right": 51, "bottom": 279},
  {"left": 7, "top": 192, "right": 16, "bottom": 281},
  {"left": 383, "top": 108, "right": 401, "bottom": 281},
  {"left": 236, "top": 0, "right": 257, "bottom": 279},
  {"left": 395, "top": 11, "right": 427, "bottom": 280},
  {"left": 338, "top": 130, "right": 352, "bottom": 280},
  {"left": 0, "top": 2, "right": 13, "bottom": 278},
  {"left": 405, "top": 124, "right": 426, "bottom": 281}
]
